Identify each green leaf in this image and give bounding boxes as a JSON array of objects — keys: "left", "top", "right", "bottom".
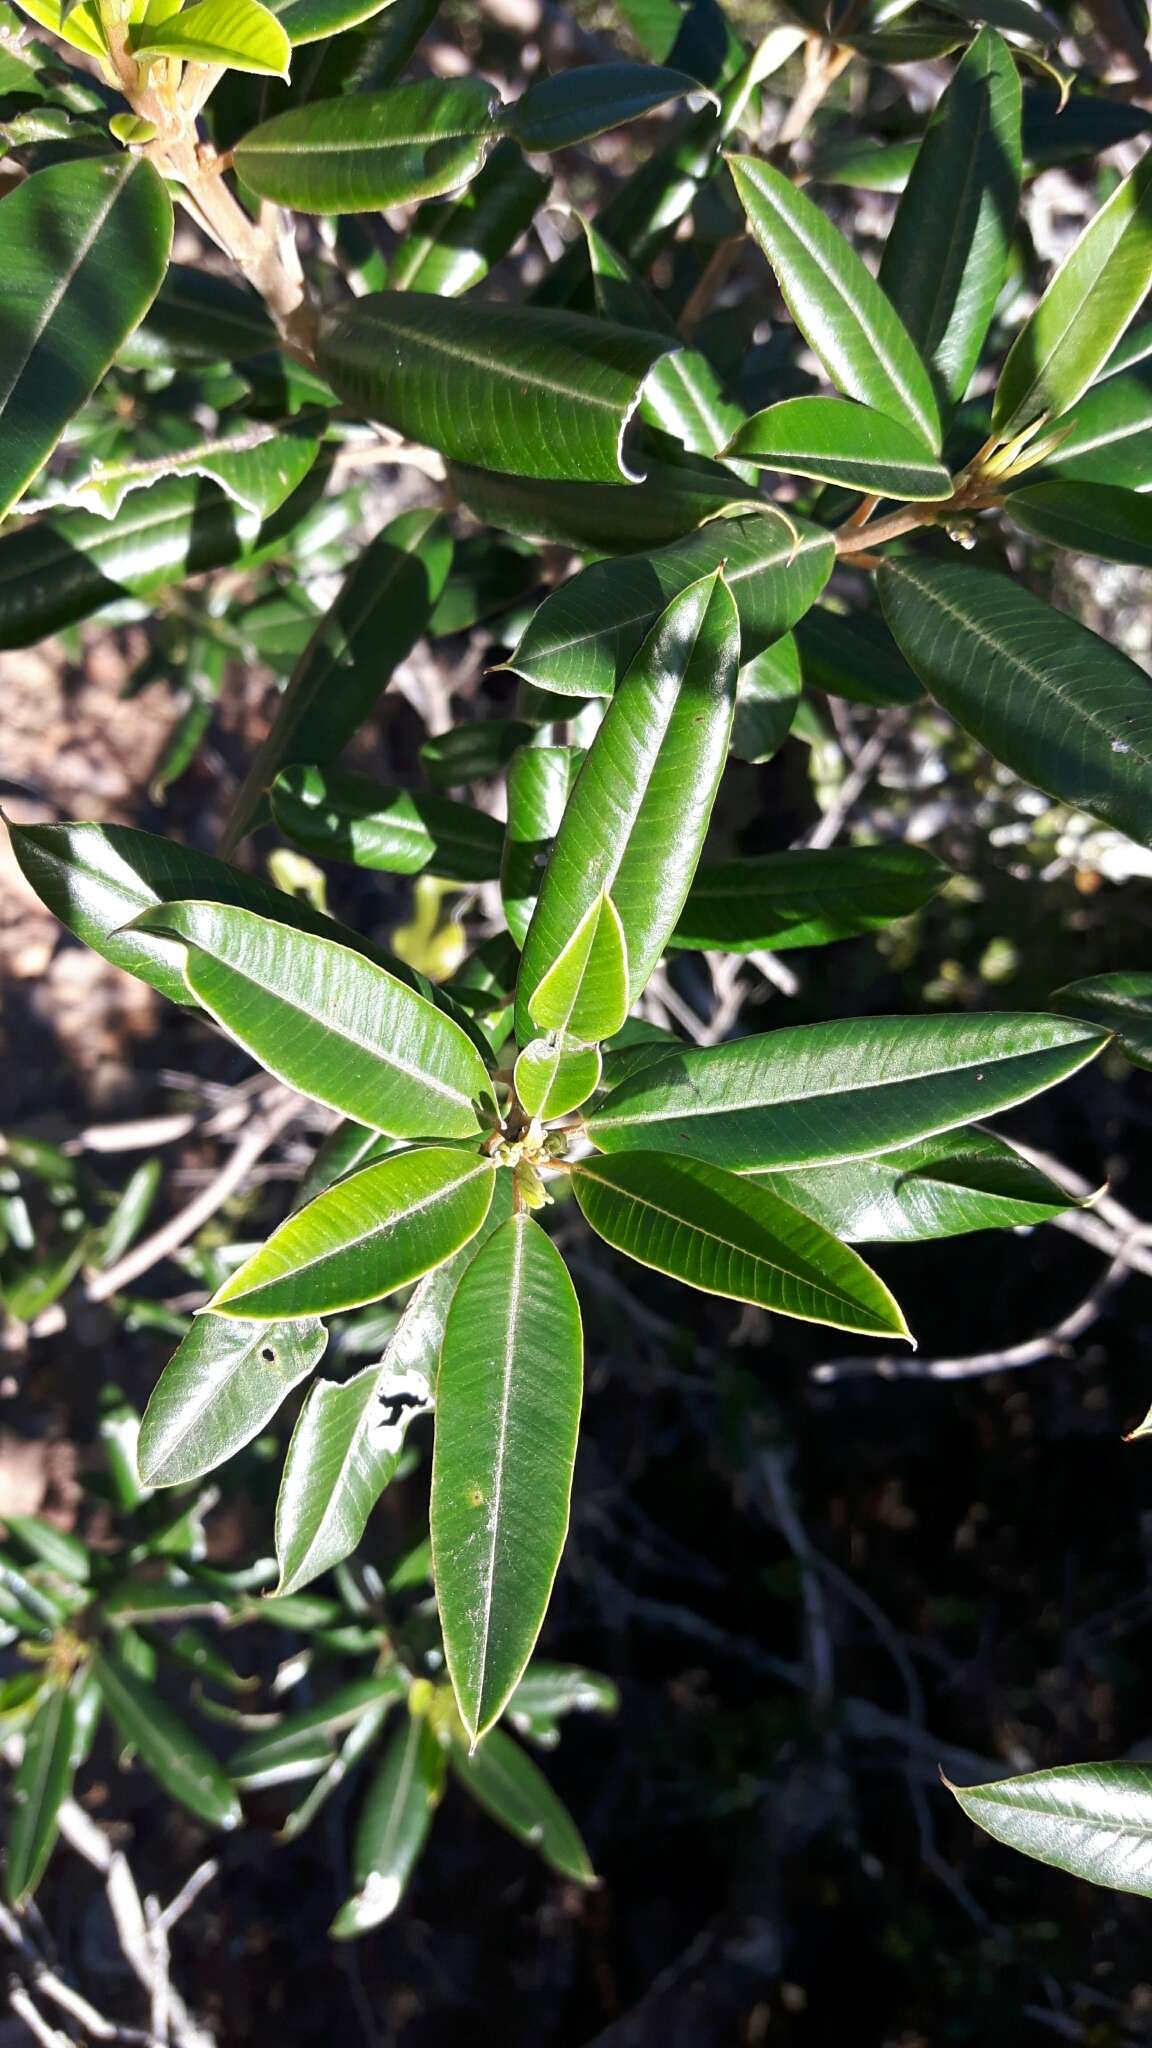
[
  {"left": 508, "top": 62, "right": 701, "bottom": 152},
  {"left": 947, "top": 1761, "right": 1152, "bottom": 1895},
  {"left": 389, "top": 140, "right": 550, "bottom": 298},
  {"left": 432, "top": 1213, "right": 583, "bottom": 1742},
  {"left": 516, "top": 569, "right": 739, "bottom": 1044},
  {"left": 725, "top": 396, "right": 951, "bottom": 499},
  {"left": 878, "top": 29, "right": 1021, "bottom": 410},
  {"left": 1038, "top": 368, "right": 1152, "bottom": 491},
  {"left": 3, "top": 1518, "right": 90, "bottom": 1585},
  {"left": 131, "top": 0, "right": 290, "bottom": 72},
  {"left": 138, "top": 1315, "right": 328, "bottom": 1487},
  {"left": 230, "top": 1674, "right": 406, "bottom": 1786},
  {"left": 223, "top": 510, "right": 450, "bottom": 851},
  {"left": 266, "top": 0, "right": 401, "bottom": 43},
  {"left": 878, "top": 558, "right": 1152, "bottom": 846},
  {"left": 450, "top": 454, "right": 751, "bottom": 553},
  {"left": 132, "top": 903, "right": 496, "bottom": 1136},
  {"left": 731, "top": 638, "right": 801, "bottom": 764},
  {"left": 527, "top": 892, "right": 630, "bottom": 1043},
  {"left": 506, "top": 1661, "right": 619, "bottom": 1746},
  {"left": 795, "top": 605, "right": 921, "bottom": 708},
  {"left": 9, "top": 0, "right": 107, "bottom": 56},
  {"left": 234, "top": 79, "right": 500, "bottom": 212},
  {"left": 753, "top": 1127, "right": 1081, "bottom": 1242},
  {"left": 317, "top": 293, "right": 672, "bottom": 484},
  {"left": 208, "top": 1148, "right": 497, "bottom": 1320},
  {"left": 993, "top": 147, "right": 1152, "bottom": 436},
  {"left": 273, "top": 1180, "right": 514, "bottom": 1593},
  {"left": 513, "top": 1036, "right": 603, "bottom": 1120},
  {"left": 727, "top": 153, "right": 942, "bottom": 451},
  {"left": 271, "top": 765, "right": 504, "bottom": 881},
  {"left": 501, "top": 745, "right": 582, "bottom": 950},
  {"left": 93, "top": 1648, "right": 242, "bottom": 1831},
  {"left": 671, "top": 844, "right": 950, "bottom": 951},
  {"left": 585, "top": 1012, "right": 1106, "bottom": 1170},
  {"left": 507, "top": 510, "right": 832, "bottom": 700},
  {"left": 0, "top": 156, "right": 172, "bottom": 522},
  {"left": 5, "top": 1685, "right": 76, "bottom": 1904},
  {"left": 1005, "top": 480, "right": 1152, "bottom": 565},
  {"left": 1053, "top": 972, "right": 1152, "bottom": 1069},
  {"left": 571, "top": 1152, "right": 910, "bottom": 1338},
  {"left": 448, "top": 1724, "right": 595, "bottom": 1881},
  {"left": 331, "top": 1709, "right": 445, "bottom": 1936},
  {"left": 73, "top": 420, "right": 324, "bottom": 525},
  {"left": 420, "top": 717, "right": 536, "bottom": 790}
]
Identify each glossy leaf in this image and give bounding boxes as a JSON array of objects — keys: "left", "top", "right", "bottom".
[
  {"left": 728, "top": 153, "right": 942, "bottom": 451},
  {"left": 389, "top": 141, "right": 549, "bottom": 298},
  {"left": 331, "top": 1710, "right": 445, "bottom": 1936},
  {"left": 878, "top": 29, "right": 1021, "bottom": 409},
  {"left": 234, "top": 79, "right": 500, "bottom": 212},
  {"left": 508, "top": 62, "right": 700, "bottom": 152},
  {"left": 731, "top": 639, "right": 801, "bottom": 763},
  {"left": 527, "top": 892, "right": 629, "bottom": 1044},
  {"left": 273, "top": 1181, "right": 513, "bottom": 1593},
  {"left": 571, "top": 1152, "right": 910, "bottom": 1338},
  {"left": 501, "top": 746, "right": 581, "bottom": 949},
  {"left": 448, "top": 1724, "right": 595, "bottom": 1881},
  {"left": 132, "top": 0, "right": 290, "bottom": 70},
  {"left": 1038, "top": 368, "right": 1152, "bottom": 491},
  {"left": 725, "top": 396, "right": 951, "bottom": 499},
  {"left": 93, "top": 1649, "right": 242, "bottom": 1831},
  {"left": 271, "top": 765, "right": 504, "bottom": 882},
  {"left": 586, "top": 1012, "right": 1106, "bottom": 1170},
  {"left": 451, "top": 455, "right": 750, "bottom": 553},
  {"left": 948, "top": 1762, "right": 1152, "bottom": 1896},
  {"left": 73, "top": 421, "right": 323, "bottom": 526},
  {"left": 993, "top": 148, "right": 1152, "bottom": 436},
  {"left": 224, "top": 510, "right": 450, "bottom": 850},
  {"left": 1053, "top": 972, "right": 1152, "bottom": 1069},
  {"left": 516, "top": 570, "right": 740, "bottom": 1044},
  {"left": 208, "top": 1148, "right": 497, "bottom": 1320},
  {"left": 9, "top": 0, "right": 107, "bottom": 55},
  {"left": 432, "top": 1213, "right": 583, "bottom": 1741},
  {"left": 671, "top": 844, "right": 950, "bottom": 951},
  {"left": 230, "top": 1674, "right": 407, "bottom": 1786},
  {"left": 513, "top": 1035, "right": 603, "bottom": 1120},
  {"left": 795, "top": 605, "right": 921, "bottom": 709},
  {"left": 1005, "top": 481, "right": 1152, "bottom": 565},
  {"left": 5, "top": 1685, "right": 75, "bottom": 1904},
  {"left": 138, "top": 1316, "right": 328, "bottom": 1488},
  {"left": 421, "top": 717, "right": 536, "bottom": 789},
  {"left": 753, "top": 1127, "right": 1081, "bottom": 1242},
  {"left": 132, "top": 903, "right": 495, "bottom": 1136},
  {"left": 506, "top": 1662, "right": 619, "bottom": 1747},
  {"left": 0, "top": 157, "right": 172, "bottom": 522},
  {"left": 878, "top": 559, "right": 1152, "bottom": 846},
  {"left": 318, "top": 293, "right": 672, "bottom": 484},
  {"left": 507, "top": 511, "right": 833, "bottom": 699},
  {"left": 267, "top": 0, "right": 402, "bottom": 43}
]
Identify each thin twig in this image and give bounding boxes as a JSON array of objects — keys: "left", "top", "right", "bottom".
[{"left": 801, "top": 706, "right": 908, "bottom": 850}]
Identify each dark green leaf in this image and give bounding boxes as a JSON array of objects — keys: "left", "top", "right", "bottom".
[
  {"left": 1053, "top": 972, "right": 1152, "bottom": 1069},
  {"left": 1005, "top": 480, "right": 1152, "bottom": 565},
  {"left": 1038, "top": 368, "right": 1152, "bottom": 491},
  {"left": 432, "top": 1213, "right": 583, "bottom": 1741},
  {"left": 795, "top": 606, "right": 921, "bottom": 708},
  {"left": 272, "top": 765, "right": 504, "bottom": 881},
  {"left": 450, "top": 454, "right": 753, "bottom": 553},
  {"left": 508, "top": 62, "right": 700, "bottom": 152},
  {"left": 331, "top": 1708, "right": 445, "bottom": 1935},
  {"left": 73, "top": 420, "right": 324, "bottom": 525},
  {"left": 947, "top": 1762, "right": 1152, "bottom": 1895},
  {"left": 725, "top": 396, "right": 951, "bottom": 499},
  {"left": 93, "top": 1648, "right": 242, "bottom": 1831},
  {"left": 753, "top": 1126, "right": 1081, "bottom": 1241},
  {"left": 0, "top": 156, "right": 172, "bottom": 521},
  {"left": 234, "top": 79, "right": 500, "bottom": 212},
  {"left": 5, "top": 1684, "right": 75, "bottom": 1904},
  {"left": 878, "top": 559, "right": 1152, "bottom": 846},
  {"left": 317, "top": 293, "right": 672, "bottom": 483},
  {"left": 671, "top": 844, "right": 949, "bottom": 951},
  {"left": 572, "top": 1151, "right": 910, "bottom": 1338},
  {"left": 420, "top": 717, "right": 536, "bottom": 790},
  {"left": 231, "top": 1673, "right": 406, "bottom": 1785},
  {"left": 506, "top": 1661, "right": 619, "bottom": 1747},
  {"left": 389, "top": 140, "right": 550, "bottom": 298},
  {"left": 448, "top": 1724, "right": 595, "bottom": 1880},
  {"left": 731, "top": 638, "right": 801, "bottom": 763},
  {"left": 501, "top": 745, "right": 582, "bottom": 949},
  {"left": 138, "top": 1315, "right": 328, "bottom": 1487},
  {"left": 266, "top": 0, "right": 402, "bottom": 43}
]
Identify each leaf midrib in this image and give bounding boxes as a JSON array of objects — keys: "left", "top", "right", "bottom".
[
  {"left": 0, "top": 160, "right": 133, "bottom": 419},
  {"left": 225, "top": 1159, "right": 489, "bottom": 1299},
  {"left": 333, "top": 305, "right": 664, "bottom": 417},
  {"left": 469, "top": 1216, "right": 525, "bottom": 1729}
]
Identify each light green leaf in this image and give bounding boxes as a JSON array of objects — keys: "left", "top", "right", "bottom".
[
  {"left": 586, "top": 1012, "right": 1106, "bottom": 1169},
  {"left": 878, "top": 29, "right": 1021, "bottom": 410},
  {"left": 138, "top": 1316, "right": 328, "bottom": 1488},
  {"left": 731, "top": 638, "right": 801, "bottom": 764},
  {"left": 131, "top": 903, "right": 496, "bottom": 1136},
  {"left": 271, "top": 765, "right": 504, "bottom": 882},
  {"left": 389, "top": 141, "right": 550, "bottom": 298},
  {"left": 93, "top": 1649, "right": 242, "bottom": 1831},
  {"left": 878, "top": 558, "right": 1152, "bottom": 846},
  {"left": 331, "top": 1709, "right": 445, "bottom": 1936},
  {"left": 947, "top": 1761, "right": 1152, "bottom": 1895},
  {"left": 1053, "top": 972, "right": 1152, "bottom": 1069},
  {"left": 753, "top": 1126, "right": 1082, "bottom": 1242},
  {"left": 230, "top": 1674, "right": 406, "bottom": 1787},
  {"left": 572, "top": 1151, "right": 910, "bottom": 1338},
  {"left": 508, "top": 62, "right": 701, "bottom": 152},
  {"left": 448, "top": 1724, "right": 595, "bottom": 1881},
  {"left": 671, "top": 844, "right": 950, "bottom": 951},
  {"left": 993, "top": 147, "right": 1152, "bottom": 436},
  {"left": 728, "top": 152, "right": 942, "bottom": 450},
  {"left": 9, "top": 0, "right": 108, "bottom": 56},
  {"left": 208, "top": 1148, "right": 497, "bottom": 1320},
  {"left": 0, "top": 157, "right": 172, "bottom": 522},
  {"left": 1036, "top": 368, "right": 1152, "bottom": 491},
  {"left": 506, "top": 511, "right": 832, "bottom": 699},
  {"left": 1005, "top": 480, "right": 1152, "bottom": 565},
  {"left": 506, "top": 1661, "right": 619, "bottom": 1747},
  {"left": 527, "top": 892, "right": 630, "bottom": 1044},
  {"left": 432, "top": 1213, "right": 583, "bottom": 1742},
  {"left": 318, "top": 293, "right": 672, "bottom": 484},
  {"left": 513, "top": 1035, "right": 603, "bottom": 1120},
  {"left": 72, "top": 421, "right": 323, "bottom": 526},
  {"left": 516, "top": 569, "right": 739, "bottom": 1044},
  {"left": 5, "top": 1685, "right": 75, "bottom": 1904},
  {"left": 726, "top": 396, "right": 951, "bottom": 499},
  {"left": 132, "top": 0, "right": 290, "bottom": 70},
  {"left": 501, "top": 745, "right": 582, "bottom": 950},
  {"left": 234, "top": 79, "right": 500, "bottom": 211}
]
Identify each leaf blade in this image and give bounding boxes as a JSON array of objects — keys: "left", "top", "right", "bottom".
[
  {"left": 234, "top": 79, "right": 500, "bottom": 211},
  {"left": 138, "top": 1316, "right": 329, "bottom": 1487}
]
